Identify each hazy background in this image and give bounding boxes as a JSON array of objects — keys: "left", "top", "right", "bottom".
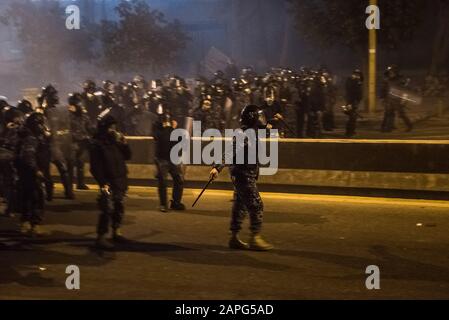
[{"left": 0, "top": 0, "right": 444, "bottom": 101}]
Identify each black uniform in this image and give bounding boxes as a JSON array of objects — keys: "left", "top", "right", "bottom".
[
  {"left": 344, "top": 70, "right": 364, "bottom": 137},
  {"left": 307, "top": 75, "right": 326, "bottom": 138},
  {"left": 380, "top": 66, "right": 413, "bottom": 132},
  {"left": 153, "top": 115, "right": 184, "bottom": 211},
  {"left": 43, "top": 105, "right": 74, "bottom": 200},
  {"left": 295, "top": 75, "right": 311, "bottom": 138},
  {"left": 69, "top": 106, "right": 94, "bottom": 189},
  {"left": 192, "top": 96, "right": 225, "bottom": 133},
  {"left": 81, "top": 80, "right": 102, "bottom": 124},
  {"left": 213, "top": 108, "right": 265, "bottom": 234},
  {"left": 0, "top": 119, "right": 21, "bottom": 216},
  {"left": 15, "top": 114, "right": 47, "bottom": 227},
  {"left": 260, "top": 100, "right": 283, "bottom": 133},
  {"left": 89, "top": 116, "right": 132, "bottom": 237}
]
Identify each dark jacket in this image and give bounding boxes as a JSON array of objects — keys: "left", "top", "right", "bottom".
[
  {"left": 153, "top": 122, "right": 177, "bottom": 161},
  {"left": 81, "top": 93, "right": 102, "bottom": 123},
  {"left": 70, "top": 112, "right": 93, "bottom": 143},
  {"left": 15, "top": 128, "right": 40, "bottom": 173},
  {"left": 1, "top": 123, "right": 21, "bottom": 152},
  {"left": 214, "top": 126, "right": 260, "bottom": 178},
  {"left": 89, "top": 133, "right": 132, "bottom": 189},
  {"left": 345, "top": 77, "right": 363, "bottom": 105}
]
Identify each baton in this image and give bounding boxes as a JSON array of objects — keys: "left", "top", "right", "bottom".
[{"left": 192, "top": 178, "right": 214, "bottom": 208}]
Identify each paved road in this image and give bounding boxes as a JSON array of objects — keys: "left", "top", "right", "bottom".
[
  {"left": 322, "top": 113, "right": 449, "bottom": 140},
  {"left": 1, "top": 186, "right": 449, "bottom": 300}
]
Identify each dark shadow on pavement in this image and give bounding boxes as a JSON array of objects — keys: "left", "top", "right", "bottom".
[{"left": 274, "top": 246, "right": 449, "bottom": 283}]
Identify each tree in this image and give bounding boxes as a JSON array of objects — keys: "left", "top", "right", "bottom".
[
  {"left": 1, "top": 0, "right": 95, "bottom": 82},
  {"left": 99, "top": 0, "right": 190, "bottom": 74},
  {"left": 287, "top": 0, "right": 426, "bottom": 56}
]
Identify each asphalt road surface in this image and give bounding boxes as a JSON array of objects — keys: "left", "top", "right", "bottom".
[{"left": 1, "top": 186, "right": 449, "bottom": 300}]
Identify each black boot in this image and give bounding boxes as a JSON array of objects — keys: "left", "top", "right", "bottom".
[
  {"left": 229, "top": 232, "right": 249, "bottom": 250},
  {"left": 62, "top": 173, "right": 75, "bottom": 200},
  {"left": 170, "top": 200, "right": 186, "bottom": 211},
  {"left": 76, "top": 167, "right": 89, "bottom": 190}
]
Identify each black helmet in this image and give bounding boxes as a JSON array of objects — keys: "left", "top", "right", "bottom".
[
  {"left": 25, "top": 112, "right": 46, "bottom": 131},
  {"left": 103, "top": 80, "right": 115, "bottom": 93},
  {"left": 68, "top": 92, "right": 83, "bottom": 106},
  {"left": 17, "top": 99, "right": 34, "bottom": 115},
  {"left": 39, "top": 84, "right": 59, "bottom": 106},
  {"left": 68, "top": 93, "right": 84, "bottom": 115},
  {"left": 42, "top": 84, "right": 58, "bottom": 99},
  {"left": 4, "top": 107, "right": 24, "bottom": 124},
  {"left": 97, "top": 113, "right": 117, "bottom": 133},
  {"left": 240, "top": 105, "right": 267, "bottom": 128},
  {"left": 0, "top": 96, "right": 9, "bottom": 110},
  {"left": 385, "top": 65, "right": 399, "bottom": 79},
  {"left": 83, "top": 80, "right": 97, "bottom": 93}
]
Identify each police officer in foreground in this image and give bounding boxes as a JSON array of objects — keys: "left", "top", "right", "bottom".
[
  {"left": 153, "top": 112, "right": 185, "bottom": 213},
  {"left": 209, "top": 105, "right": 273, "bottom": 252},
  {"left": 15, "top": 113, "right": 47, "bottom": 236},
  {"left": 344, "top": 69, "right": 364, "bottom": 138},
  {"left": 89, "top": 113, "right": 132, "bottom": 249}
]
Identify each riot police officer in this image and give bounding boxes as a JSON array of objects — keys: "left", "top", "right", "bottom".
[
  {"left": 153, "top": 112, "right": 185, "bottom": 212},
  {"left": 89, "top": 113, "right": 132, "bottom": 249},
  {"left": 68, "top": 93, "right": 94, "bottom": 190},
  {"left": 192, "top": 94, "right": 224, "bottom": 133},
  {"left": 260, "top": 85, "right": 284, "bottom": 136},
  {"left": 38, "top": 85, "right": 74, "bottom": 200},
  {"left": 344, "top": 69, "right": 364, "bottom": 138},
  {"left": 17, "top": 99, "right": 34, "bottom": 116},
  {"left": 381, "top": 65, "right": 413, "bottom": 133},
  {"left": 307, "top": 73, "right": 326, "bottom": 138},
  {"left": 209, "top": 105, "right": 273, "bottom": 251},
  {"left": 294, "top": 68, "right": 313, "bottom": 138},
  {"left": 0, "top": 97, "right": 10, "bottom": 135},
  {"left": 15, "top": 112, "right": 47, "bottom": 236},
  {"left": 81, "top": 80, "right": 102, "bottom": 124},
  {"left": 0, "top": 107, "right": 24, "bottom": 217}
]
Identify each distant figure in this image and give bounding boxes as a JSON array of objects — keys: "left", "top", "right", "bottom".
[
  {"left": 380, "top": 65, "right": 413, "bottom": 133},
  {"left": 68, "top": 93, "right": 94, "bottom": 190},
  {"left": 344, "top": 69, "right": 364, "bottom": 138}
]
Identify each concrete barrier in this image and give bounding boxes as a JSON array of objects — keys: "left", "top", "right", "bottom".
[
  {"left": 54, "top": 137, "right": 449, "bottom": 194},
  {"left": 125, "top": 137, "right": 449, "bottom": 173}
]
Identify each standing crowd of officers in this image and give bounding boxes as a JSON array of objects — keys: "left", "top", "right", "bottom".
[{"left": 0, "top": 64, "right": 414, "bottom": 249}]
